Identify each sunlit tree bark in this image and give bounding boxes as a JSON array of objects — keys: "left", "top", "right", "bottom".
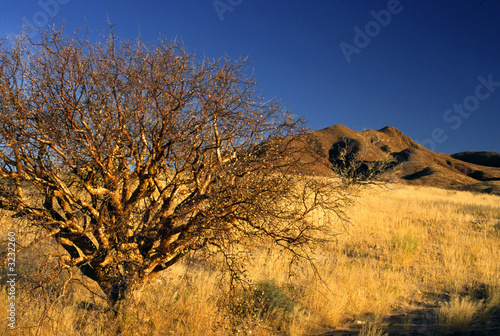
[{"left": 0, "top": 28, "right": 351, "bottom": 305}]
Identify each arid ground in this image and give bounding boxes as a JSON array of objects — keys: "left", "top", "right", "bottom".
[{"left": 2, "top": 182, "right": 499, "bottom": 335}]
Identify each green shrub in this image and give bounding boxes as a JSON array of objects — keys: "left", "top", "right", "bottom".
[
  {"left": 493, "top": 222, "right": 500, "bottom": 237},
  {"left": 228, "top": 280, "right": 295, "bottom": 334},
  {"left": 389, "top": 232, "right": 419, "bottom": 255},
  {"left": 253, "top": 280, "right": 295, "bottom": 318},
  {"left": 232, "top": 280, "right": 295, "bottom": 320}
]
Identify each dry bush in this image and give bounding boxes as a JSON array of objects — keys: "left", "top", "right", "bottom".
[
  {"left": 0, "top": 26, "right": 355, "bottom": 313},
  {"left": 437, "top": 296, "right": 483, "bottom": 334},
  {"left": 359, "top": 324, "right": 388, "bottom": 336}
]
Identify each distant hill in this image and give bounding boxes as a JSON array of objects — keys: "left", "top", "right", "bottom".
[
  {"left": 451, "top": 151, "right": 500, "bottom": 168},
  {"left": 299, "top": 125, "right": 500, "bottom": 195}
]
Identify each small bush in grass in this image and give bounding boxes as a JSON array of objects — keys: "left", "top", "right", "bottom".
[
  {"left": 389, "top": 232, "right": 419, "bottom": 255},
  {"left": 493, "top": 222, "right": 500, "bottom": 237},
  {"left": 359, "top": 324, "right": 388, "bottom": 336},
  {"left": 253, "top": 280, "right": 295, "bottom": 318},
  {"left": 231, "top": 280, "right": 295, "bottom": 330},
  {"left": 438, "top": 296, "right": 482, "bottom": 334}
]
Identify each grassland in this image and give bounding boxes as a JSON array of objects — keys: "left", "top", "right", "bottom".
[{"left": 1, "top": 183, "right": 499, "bottom": 335}]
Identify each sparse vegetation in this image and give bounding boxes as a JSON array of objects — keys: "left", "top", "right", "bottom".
[
  {"left": 438, "top": 296, "right": 483, "bottom": 334},
  {"left": 493, "top": 222, "right": 500, "bottom": 237},
  {"left": 359, "top": 324, "right": 388, "bottom": 336},
  {"left": 389, "top": 231, "right": 419, "bottom": 257},
  {"left": 251, "top": 280, "right": 295, "bottom": 322},
  {"left": 230, "top": 280, "right": 296, "bottom": 333},
  {"left": 1, "top": 183, "right": 499, "bottom": 335}
]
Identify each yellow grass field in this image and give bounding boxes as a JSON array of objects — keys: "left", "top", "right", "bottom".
[{"left": 1, "top": 183, "right": 500, "bottom": 335}]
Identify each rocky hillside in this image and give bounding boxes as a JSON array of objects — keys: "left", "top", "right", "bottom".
[{"left": 301, "top": 125, "right": 500, "bottom": 195}]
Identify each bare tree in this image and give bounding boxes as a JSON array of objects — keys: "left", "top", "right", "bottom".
[
  {"left": 0, "top": 28, "right": 352, "bottom": 306},
  {"left": 329, "top": 137, "right": 397, "bottom": 183}
]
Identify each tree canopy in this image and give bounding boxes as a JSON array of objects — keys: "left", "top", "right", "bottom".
[{"left": 0, "top": 28, "right": 351, "bottom": 305}]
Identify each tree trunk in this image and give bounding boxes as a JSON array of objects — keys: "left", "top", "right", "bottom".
[{"left": 85, "top": 259, "right": 145, "bottom": 309}]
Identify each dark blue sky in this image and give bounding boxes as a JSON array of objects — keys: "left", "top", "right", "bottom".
[{"left": 1, "top": 0, "right": 499, "bottom": 154}]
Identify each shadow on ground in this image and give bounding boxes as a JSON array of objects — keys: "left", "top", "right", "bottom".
[{"left": 316, "top": 297, "right": 500, "bottom": 336}]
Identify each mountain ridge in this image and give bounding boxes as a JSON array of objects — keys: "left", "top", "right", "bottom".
[{"left": 300, "top": 125, "right": 500, "bottom": 195}]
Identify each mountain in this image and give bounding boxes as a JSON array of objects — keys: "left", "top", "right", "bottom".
[
  {"left": 451, "top": 151, "right": 500, "bottom": 168},
  {"left": 300, "top": 125, "right": 500, "bottom": 195}
]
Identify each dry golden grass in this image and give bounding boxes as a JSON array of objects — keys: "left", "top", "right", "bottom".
[
  {"left": 437, "top": 296, "right": 482, "bottom": 334},
  {"left": 359, "top": 324, "right": 388, "bottom": 336},
  {"left": 1, "top": 183, "right": 499, "bottom": 335}
]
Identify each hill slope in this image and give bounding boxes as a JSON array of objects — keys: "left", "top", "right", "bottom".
[
  {"left": 451, "top": 151, "right": 500, "bottom": 168},
  {"left": 302, "top": 125, "right": 500, "bottom": 195}
]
